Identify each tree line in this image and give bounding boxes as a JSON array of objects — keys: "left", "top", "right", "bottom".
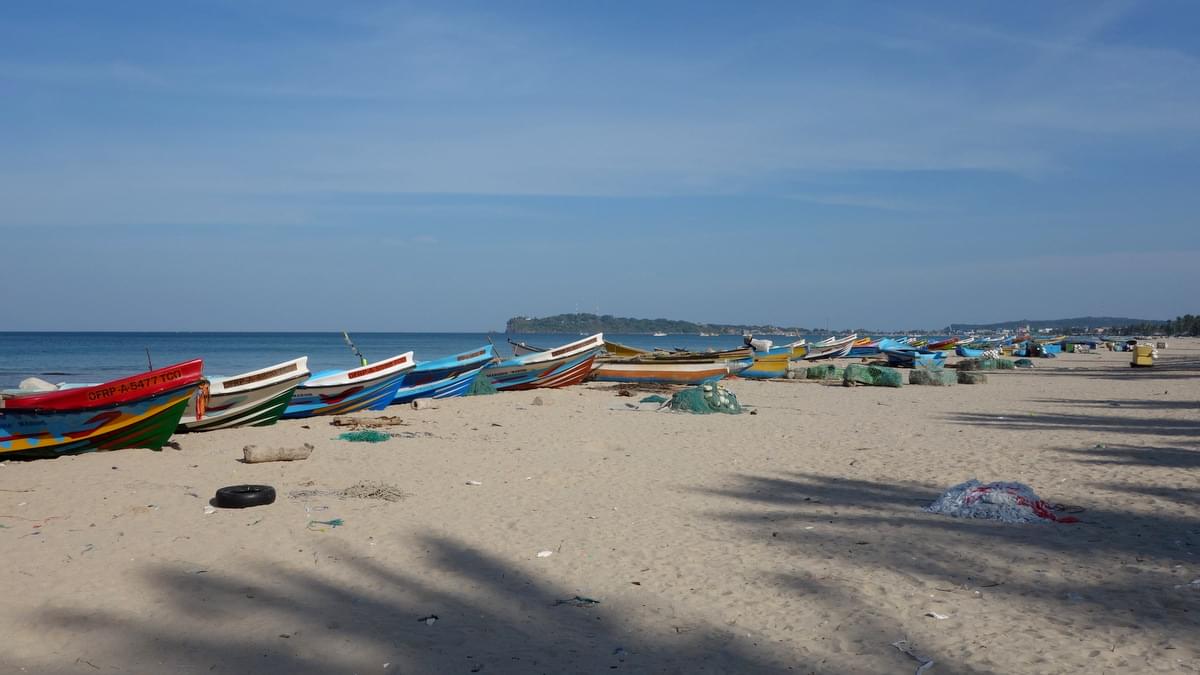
[{"left": 1107, "top": 314, "right": 1199, "bottom": 336}]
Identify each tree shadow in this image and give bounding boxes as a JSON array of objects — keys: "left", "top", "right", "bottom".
[
  {"left": 1017, "top": 355, "right": 1200, "bottom": 381},
  {"left": 32, "top": 534, "right": 808, "bottom": 674},
  {"left": 1029, "top": 398, "right": 1200, "bottom": 411},
  {"left": 946, "top": 411, "right": 1200, "bottom": 438},
  {"left": 1057, "top": 444, "right": 1200, "bottom": 469},
  {"left": 695, "top": 472, "right": 1200, "bottom": 671}
]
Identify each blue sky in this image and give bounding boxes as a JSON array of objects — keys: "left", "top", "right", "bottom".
[{"left": 2, "top": 0, "right": 1198, "bottom": 330}]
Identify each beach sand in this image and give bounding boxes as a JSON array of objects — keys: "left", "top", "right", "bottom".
[{"left": 1, "top": 340, "right": 1197, "bottom": 674}]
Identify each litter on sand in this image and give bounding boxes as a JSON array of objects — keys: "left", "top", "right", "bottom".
[
  {"left": 536, "top": 550, "right": 554, "bottom": 558},
  {"left": 307, "top": 518, "right": 345, "bottom": 531},
  {"left": 925, "top": 479, "right": 1080, "bottom": 524},
  {"left": 891, "top": 639, "right": 935, "bottom": 675},
  {"left": 554, "top": 595, "right": 601, "bottom": 607}
]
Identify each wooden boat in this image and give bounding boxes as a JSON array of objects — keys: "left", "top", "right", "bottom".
[
  {"left": 392, "top": 346, "right": 494, "bottom": 404},
  {"left": 802, "top": 334, "right": 858, "bottom": 361},
  {"left": 603, "top": 340, "right": 649, "bottom": 357},
  {"left": 1, "top": 360, "right": 203, "bottom": 459},
  {"left": 925, "top": 337, "right": 960, "bottom": 351},
  {"left": 483, "top": 333, "right": 604, "bottom": 391},
  {"left": 954, "top": 345, "right": 987, "bottom": 358},
  {"left": 180, "top": 357, "right": 310, "bottom": 432},
  {"left": 590, "top": 360, "right": 729, "bottom": 385},
  {"left": 847, "top": 338, "right": 881, "bottom": 357},
  {"left": 283, "top": 353, "right": 415, "bottom": 418},
  {"left": 736, "top": 352, "right": 790, "bottom": 379}
]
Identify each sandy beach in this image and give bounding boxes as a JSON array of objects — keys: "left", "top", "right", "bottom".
[{"left": 1, "top": 341, "right": 1197, "bottom": 674}]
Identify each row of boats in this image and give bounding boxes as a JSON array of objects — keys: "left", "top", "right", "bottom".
[{"left": 0, "top": 331, "right": 1070, "bottom": 460}]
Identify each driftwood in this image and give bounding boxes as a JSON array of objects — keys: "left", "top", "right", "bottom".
[
  {"left": 329, "top": 415, "right": 409, "bottom": 428},
  {"left": 243, "top": 443, "right": 314, "bottom": 463}
]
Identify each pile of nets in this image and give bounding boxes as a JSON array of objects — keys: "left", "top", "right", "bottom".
[
  {"left": 667, "top": 383, "right": 742, "bottom": 414},
  {"left": 958, "top": 358, "right": 1016, "bottom": 371},
  {"left": 337, "top": 430, "right": 391, "bottom": 443},
  {"left": 843, "top": 363, "right": 903, "bottom": 388},
  {"left": 805, "top": 364, "right": 844, "bottom": 380},
  {"left": 910, "top": 367, "right": 955, "bottom": 386},
  {"left": 925, "top": 479, "right": 1079, "bottom": 524},
  {"left": 1014, "top": 358, "right": 1034, "bottom": 368}
]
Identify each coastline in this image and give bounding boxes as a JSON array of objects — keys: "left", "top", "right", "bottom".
[{"left": 1, "top": 340, "right": 1197, "bottom": 673}]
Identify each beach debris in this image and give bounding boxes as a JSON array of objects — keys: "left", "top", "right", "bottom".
[
  {"left": 291, "top": 481, "right": 409, "bottom": 502},
  {"left": 842, "top": 363, "right": 902, "bottom": 388},
  {"left": 532, "top": 396, "right": 544, "bottom": 406},
  {"left": 1013, "top": 358, "right": 1034, "bottom": 368},
  {"left": 214, "top": 484, "right": 276, "bottom": 509},
  {"left": 925, "top": 611, "right": 950, "bottom": 620},
  {"left": 639, "top": 394, "right": 668, "bottom": 404},
  {"left": 307, "top": 518, "right": 344, "bottom": 531},
  {"left": 554, "top": 595, "right": 601, "bottom": 607},
  {"left": 330, "top": 416, "right": 408, "bottom": 428},
  {"left": 411, "top": 399, "right": 435, "bottom": 410},
  {"left": 465, "top": 480, "right": 482, "bottom": 486},
  {"left": 417, "top": 614, "right": 439, "bottom": 625},
  {"left": 616, "top": 388, "right": 634, "bottom": 397},
  {"left": 536, "top": 550, "right": 554, "bottom": 558},
  {"left": 891, "top": 639, "right": 935, "bottom": 674},
  {"left": 667, "top": 384, "right": 742, "bottom": 414},
  {"left": 337, "top": 430, "right": 392, "bottom": 443},
  {"left": 925, "top": 480, "right": 1080, "bottom": 524},
  {"left": 957, "top": 371, "right": 987, "bottom": 384},
  {"left": 203, "top": 505, "right": 216, "bottom": 515},
  {"left": 806, "top": 364, "right": 844, "bottom": 381},
  {"left": 242, "top": 443, "right": 314, "bottom": 463}
]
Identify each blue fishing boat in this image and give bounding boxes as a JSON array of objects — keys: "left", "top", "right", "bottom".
[
  {"left": 955, "top": 345, "right": 987, "bottom": 358},
  {"left": 883, "top": 348, "right": 946, "bottom": 368},
  {"left": 392, "top": 345, "right": 495, "bottom": 404},
  {"left": 483, "top": 333, "right": 604, "bottom": 391},
  {"left": 283, "top": 353, "right": 415, "bottom": 419}
]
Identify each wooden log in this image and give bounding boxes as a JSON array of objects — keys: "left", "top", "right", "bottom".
[{"left": 243, "top": 443, "right": 314, "bottom": 463}]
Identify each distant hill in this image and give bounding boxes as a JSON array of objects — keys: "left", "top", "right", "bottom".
[
  {"left": 948, "top": 316, "right": 1164, "bottom": 332},
  {"left": 505, "top": 313, "right": 810, "bottom": 335}
]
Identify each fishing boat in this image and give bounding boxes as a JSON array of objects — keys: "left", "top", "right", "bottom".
[
  {"left": 735, "top": 352, "right": 790, "bottom": 379},
  {"left": 883, "top": 349, "right": 946, "bottom": 368},
  {"left": 590, "top": 360, "right": 730, "bottom": 385},
  {"left": 954, "top": 345, "right": 987, "bottom": 358},
  {"left": 846, "top": 338, "right": 881, "bottom": 357},
  {"left": 603, "top": 340, "right": 649, "bottom": 357},
  {"left": 924, "top": 337, "right": 960, "bottom": 351},
  {"left": 1, "top": 360, "right": 204, "bottom": 459},
  {"left": 483, "top": 333, "right": 604, "bottom": 391},
  {"left": 283, "top": 353, "right": 415, "bottom": 419},
  {"left": 652, "top": 331, "right": 668, "bottom": 337},
  {"left": 392, "top": 346, "right": 494, "bottom": 404},
  {"left": 802, "top": 334, "right": 858, "bottom": 360},
  {"left": 180, "top": 357, "right": 310, "bottom": 432}
]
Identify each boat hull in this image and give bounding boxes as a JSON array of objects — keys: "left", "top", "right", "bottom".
[
  {"left": 180, "top": 358, "right": 310, "bottom": 432},
  {"left": 590, "top": 361, "right": 728, "bottom": 385},
  {"left": 484, "top": 352, "right": 598, "bottom": 390},
  {"left": 737, "top": 353, "right": 790, "bottom": 379},
  {"left": 393, "top": 347, "right": 494, "bottom": 404},
  {"left": 283, "top": 354, "right": 415, "bottom": 419}
]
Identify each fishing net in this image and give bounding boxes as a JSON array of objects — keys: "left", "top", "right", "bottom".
[
  {"left": 667, "top": 384, "right": 742, "bottom": 414},
  {"left": 843, "top": 363, "right": 903, "bottom": 388},
  {"left": 1014, "top": 358, "right": 1034, "bottom": 368},
  {"left": 957, "top": 371, "right": 987, "bottom": 384},
  {"left": 337, "top": 430, "right": 392, "bottom": 443},
  {"left": 926, "top": 479, "right": 1079, "bottom": 524},
  {"left": 466, "top": 373, "right": 497, "bottom": 396},
  {"left": 909, "top": 368, "right": 956, "bottom": 386},
  {"left": 805, "top": 364, "right": 843, "bottom": 380}
]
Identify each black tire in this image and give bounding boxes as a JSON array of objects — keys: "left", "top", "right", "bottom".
[{"left": 215, "top": 484, "right": 276, "bottom": 508}]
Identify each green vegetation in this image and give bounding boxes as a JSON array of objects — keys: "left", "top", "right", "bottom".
[
  {"left": 949, "top": 316, "right": 1161, "bottom": 332},
  {"left": 505, "top": 313, "right": 809, "bottom": 335},
  {"left": 1107, "top": 314, "right": 1199, "bottom": 336}
]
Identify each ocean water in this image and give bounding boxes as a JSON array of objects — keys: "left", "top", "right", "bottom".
[{"left": 0, "top": 331, "right": 823, "bottom": 388}]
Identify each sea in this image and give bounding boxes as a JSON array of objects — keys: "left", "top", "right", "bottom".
[{"left": 0, "top": 331, "right": 827, "bottom": 388}]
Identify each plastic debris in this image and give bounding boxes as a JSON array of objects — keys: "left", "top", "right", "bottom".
[
  {"left": 336, "top": 430, "right": 392, "bottom": 443},
  {"left": 925, "top": 479, "right": 1080, "bottom": 524},
  {"left": 307, "top": 518, "right": 345, "bottom": 531},
  {"left": 925, "top": 611, "right": 949, "bottom": 620},
  {"left": 417, "top": 615, "right": 438, "bottom": 625},
  {"left": 536, "top": 550, "right": 554, "bottom": 558},
  {"left": 891, "top": 639, "right": 934, "bottom": 675},
  {"left": 640, "top": 394, "right": 668, "bottom": 404},
  {"left": 554, "top": 595, "right": 601, "bottom": 607},
  {"left": 465, "top": 480, "right": 482, "bottom": 486},
  {"left": 203, "top": 505, "right": 216, "bottom": 515}
]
